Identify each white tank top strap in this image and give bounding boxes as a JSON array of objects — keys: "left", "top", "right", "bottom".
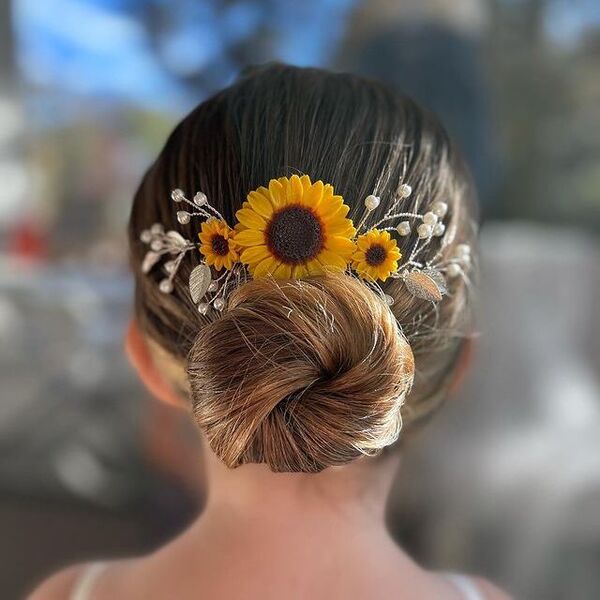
[
  {"left": 70, "top": 562, "right": 108, "bottom": 600},
  {"left": 442, "top": 572, "right": 485, "bottom": 600}
]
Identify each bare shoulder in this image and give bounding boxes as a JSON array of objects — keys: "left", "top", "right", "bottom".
[
  {"left": 472, "top": 576, "right": 513, "bottom": 600},
  {"left": 27, "top": 564, "right": 84, "bottom": 600}
]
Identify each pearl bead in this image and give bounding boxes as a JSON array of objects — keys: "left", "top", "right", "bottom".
[
  {"left": 164, "top": 260, "right": 177, "bottom": 274},
  {"left": 423, "top": 211, "right": 438, "bottom": 225},
  {"left": 171, "top": 189, "right": 185, "bottom": 203},
  {"left": 447, "top": 263, "right": 461, "bottom": 277},
  {"left": 396, "top": 221, "right": 411, "bottom": 236},
  {"left": 417, "top": 223, "right": 433, "bottom": 239},
  {"left": 213, "top": 297, "right": 225, "bottom": 311},
  {"left": 433, "top": 223, "right": 446, "bottom": 237},
  {"left": 396, "top": 183, "right": 412, "bottom": 198},
  {"left": 159, "top": 279, "right": 173, "bottom": 294},
  {"left": 194, "top": 191, "right": 208, "bottom": 206},
  {"left": 151, "top": 223, "right": 164, "bottom": 234},
  {"left": 207, "top": 281, "right": 219, "bottom": 293},
  {"left": 150, "top": 239, "right": 163, "bottom": 251},
  {"left": 177, "top": 211, "right": 191, "bottom": 224},
  {"left": 456, "top": 243, "right": 471, "bottom": 256},
  {"left": 140, "top": 230, "right": 152, "bottom": 243},
  {"left": 431, "top": 201, "right": 448, "bottom": 218},
  {"left": 384, "top": 294, "right": 395, "bottom": 306},
  {"left": 197, "top": 302, "right": 210, "bottom": 315},
  {"left": 364, "top": 194, "right": 380, "bottom": 211},
  {"left": 458, "top": 254, "right": 471, "bottom": 267}
]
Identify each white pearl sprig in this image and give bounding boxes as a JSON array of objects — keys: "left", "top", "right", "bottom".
[
  {"left": 396, "top": 183, "right": 412, "bottom": 198},
  {"left": 364, "top": 195, "right": 381, "bottom": 211},
  {"left": 417, "top": 223, "right": 433, "bottom": 239}
]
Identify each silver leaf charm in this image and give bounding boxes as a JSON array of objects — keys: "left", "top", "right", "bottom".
[
  {"left": 142, "top": 251, "right": 160, "bottom": 274},
  {"left": 422, "top": 269, "right": 447, "bottom": 296},
  {"left": 166, "top": 230, "right": 188, "bottom": 249},
  {"left": 404, "top": 271, "right": 444, "bottom": 302},
  {"left": 189, "top": 264, "right": 212, "bottom": 304}
]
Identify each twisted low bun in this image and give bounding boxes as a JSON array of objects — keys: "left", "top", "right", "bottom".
[{"left": 188, "top": 275, "right": 414, "bottom": 473}]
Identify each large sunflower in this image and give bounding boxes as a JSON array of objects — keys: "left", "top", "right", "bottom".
[
  {"left": 352, "top": 229, "right": 402, "bottom": 281},
  {"left": 198, "top": 219, "right": 238, "bottom": 271},
  {"left": 233, "top": 175, "right": 356, "bottom": 278}
]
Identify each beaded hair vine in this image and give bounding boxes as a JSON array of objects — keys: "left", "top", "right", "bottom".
[{"left": 139, "top": 175, "right": 471, "bottom": 313}]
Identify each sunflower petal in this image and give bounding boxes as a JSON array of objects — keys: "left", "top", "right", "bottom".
[
  {"left": 233, "top": 229, "right": 266, "bottom": 247},
  {"left": 306, "top": 259, "right": 323, "bottom": 275},
  {"left": 240, "top": 245, "right": 270, "bottom": 265},
  {"left": 317, "top": 249, "right": 349, "bottom": 271},
  {"left": 236, "top": 208, "right": 266, "bottom": 231},
  {"left": 321, "top": 202, "right": 350, "bottom": 221},
  {"left": 302, "top": 179, "right": 324, "bottom": 207},
  {"left": 253, "top": 256, "right": 278, "bottom": 278},
  {"left": 300, "top": 174, "right": 312, "bottom": 191},
  {"left": 273, "top": 263, "right": 292, "bottom": 279},
  {"left": 327, "top": 219, "right": 356, "bottom": 236},
  {"left": 268, "top": 179, "right": 285, "bottom": 205},
  {"left": 289, "top": 175, "right": 304, "bottom": 202},
  {"left": 247, "top": 191, "right": 274, "bottom": 218},
  {"left": 293, "top": 264, "right": 309, "bottom": 278},
  {"left": 326, "top": 236, "right": 355, "bottom": 256}
]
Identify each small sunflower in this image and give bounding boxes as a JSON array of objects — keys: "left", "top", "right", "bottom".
[
  {"left": 233, "top": 174, "right": 356, "bottom": 278},
  {"left": 198, "top": 219, "right": 238, "bottom": 271},
  {"left": 352, "top": 229, "right": 402, "bottom": 281}
]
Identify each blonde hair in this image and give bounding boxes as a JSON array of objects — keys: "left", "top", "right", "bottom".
[{"left": 189, "top": 275, "right": 414, "bottom": 472}]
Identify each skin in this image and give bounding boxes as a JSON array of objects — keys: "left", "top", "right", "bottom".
[{"left": 29, "top": 321, "right": 510, "bottom": 600}]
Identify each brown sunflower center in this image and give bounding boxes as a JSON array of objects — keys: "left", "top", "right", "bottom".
[
  {"left": 211, "top": 234, "right": 229, "bottom": 256},
  {"left": 365, "top": 244, "right": 387, "bottom": 266},
  {"left": 266, "top": 205, "right": 324, "bottom": 264}
]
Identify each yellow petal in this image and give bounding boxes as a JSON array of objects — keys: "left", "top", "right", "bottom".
[
  {"left": 290, "top": 175, "right": 303, "bottom": 202},
  {"left": 278, "top": 177, "right": 293, "bottom": 204},
  {"left": 321, "top": 202, "right": 350, "bottom": 221},
  {"left": 247, "top": 191, "right": 274, "bottom": 218},
  {"left": 306, "top": 259, "right": 323, "bottom": 275},
  {"left": 268, "top": 179, "right": 284, "bottom": 205},
  {"left": 293, "top": 264, "right": 309, "bottom": 278},
  {"left": 327, "top": 219, "right": 355, "bottom": 236},
  {"left": 356, "top": 236, "right": 370, "bottom": 251},
  {"left": 325, "top": 236, "right": 355, "bottom": 256},
  {"left": 234, "top": 229, "right": 266, "bottom": 247},
  {"left": 240, "top": 245, "right": 270, "bottom": 265},
  {"left": 317, "top": 249, "right": 348, "bottom": 271},
  {"left": 253, "top": 256, "right": 278, "bottom": 278},
  {"left": 272, "top": 263, "right": 292, "bottom": 279},
  {"left": 302, "top": 180, "right": 324, "bottom": 207},
  {"left": 236, "top": 208, "right": 267, "bottom": 231},
  {"left": 300, "top": 174, "right": 312, "bottom": 191},
  {"left": 319, "top": 197, "right": 344, "bottom": 218}
]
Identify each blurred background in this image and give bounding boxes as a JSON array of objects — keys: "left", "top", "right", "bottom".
[{"left": 0, "top": 0, "right": 599, "bottom": 598}]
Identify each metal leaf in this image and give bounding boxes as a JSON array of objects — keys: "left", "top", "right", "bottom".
[
  {"left": 422, "top": 268, "right": 447, "bottom": 296},
  {"left": 166, "top": 230, "right": 188, "bottom": 249},
  {"left": 404, "top": 271, "right": 443, "bottom": 302},
  {"left": 189, "top": 264, "right": 212, "bottom": 303},
  {"left": 142, "top": 251, "right": 160, "bottom": 274}
]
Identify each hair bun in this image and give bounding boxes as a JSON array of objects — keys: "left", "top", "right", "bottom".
[{"left": 188, "top": 275, "right": 414, "bottom": 473}]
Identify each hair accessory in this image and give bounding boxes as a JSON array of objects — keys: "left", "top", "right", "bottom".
[{"left": 139, "top": 175, "right": 470, "bottom": 312}]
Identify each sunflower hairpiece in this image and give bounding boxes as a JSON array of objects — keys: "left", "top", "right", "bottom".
[{"left": 139, "top": 175, "right": 471, "bottom": 313}]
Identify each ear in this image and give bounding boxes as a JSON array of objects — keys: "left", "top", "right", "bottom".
[
  {"left": 125, "top": 319, "right": 188, "bottom": 409},
  {"left": 449, "top": 336, "right": 474, "bottom": 395}
]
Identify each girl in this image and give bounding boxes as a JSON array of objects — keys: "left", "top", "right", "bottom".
[{"left": 32, "top": 64, "right": 508, "bottom": 599}]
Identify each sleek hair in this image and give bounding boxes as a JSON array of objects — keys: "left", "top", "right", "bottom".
[{"left": 128, "top": 63, "right": 478, "bottom": 473}]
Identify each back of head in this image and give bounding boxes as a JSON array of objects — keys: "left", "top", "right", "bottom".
[{"left": 128, "top": 64, "right": 477, "bottom": 473}]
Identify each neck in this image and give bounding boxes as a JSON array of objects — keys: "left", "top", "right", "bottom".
[{"left": 199, "top": 439, "right": 400, "bottom": 535}]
